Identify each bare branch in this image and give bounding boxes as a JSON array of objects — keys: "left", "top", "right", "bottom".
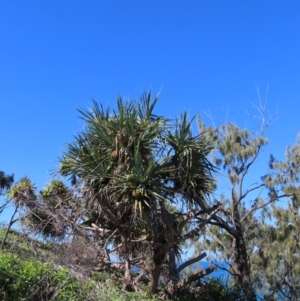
[
  {"left": 108, "top": 243, "right": 122, "bottom": 254},
  {"left": 241, "top": 193, "right": 291, "bottom": 222},
  {"left": 213, "top": 261, "right": 238, "bottom": 278},
  {"left": 240, "top": 183, "right": 265, "bottom": 201},
  {"left": 175, "top": 266, "right": 215, "bottom": 289},
  {"left": 205, "top": 225, "right": 231, "bottom": 255},
  {"left": 176, "top": 252, "right": 207, "bottom": 274},
  {"left": 179, "top": 205, "right": 222, "bottom": 243},
  {"left": 130, "top": 235, "right": 149, "bottom": 242},
  {"left": 79, "top": 224, "right": 112, "bottom": 234}
]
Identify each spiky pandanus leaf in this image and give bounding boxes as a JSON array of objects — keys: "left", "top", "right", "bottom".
[
  {"left": 58, "top": 92, "right": 216, "bottom": 294},
  {"left": 166, "top": 112, "right": 216, "bottom": 209},
  {"left": 8, "top": 177, "right": 36, "bottom": 207}
]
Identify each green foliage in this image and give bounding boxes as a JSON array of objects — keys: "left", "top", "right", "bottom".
[
  {"left": 201, "top": 278, "right": 247, "bottom": 301},
  {"left": 0, "top": 248, "right": 251, "bottom": 301},
  {"left": 95, "top": 286, "right": 156, "bottom": 301},
  {"left": 0, "top": 249, "right": 160, "bottom": 301},
  {"left": 197, "top": 108, "right": 300, "bottom": 300},
  {"left": 40, "top": 179, "right": 69, "bottom": 199},
  {"left": 248, "top": 135, "right": 300, "bottom": 299},
  {"left": 91, "top": 271, "right": 110, "bottom": 282},
  {"left": 251, "top": 204, "right": 300, "bottom": 300},
  {"left": 9, "top": 96, "right": 300, "bottom": 299},
  {"left": 197, "top": 112, "right": 294, "bottom": 301},
  {"left": 0, "top": 228, "right": 58, "bottom": 264},
  {"left": 173, "top": 278, "right": 247, "bottom": 301},
  {"left": 0, "top": 251, "right": 94, "bottom": 301},
  {"left": 7, "top": 177, "right": 35, "bottom": 201},
  {"left": 7, "top": 178, "right": 73, "bottom": 239}
]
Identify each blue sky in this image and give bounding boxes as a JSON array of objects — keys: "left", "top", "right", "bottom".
[{"left": 1, "top": 1, "right": 300, "bottom": 219}]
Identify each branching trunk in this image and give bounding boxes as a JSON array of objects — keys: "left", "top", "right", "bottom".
[
  {"left": 1, "top": 205, "right": 19, "bottom": 249},
  {"left": 229, "top": 190, "right": 256, "bottom": 300},
  {"left": 230, "top": 220, "right": 256, "bottom": 300}
]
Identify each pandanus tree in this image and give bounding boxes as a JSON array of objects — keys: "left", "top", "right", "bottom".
[
  {"left": 59, "top": 92, "right": 219, "bottom": 295},
  {"left": 1, "top": 177, "right": 35, "bottom": 249},
  {"left": 6, "top": 177, "right": 103, "bottom": 270},
  {"left": 6, "top": 178, "right": 71, "bottom": 240}
]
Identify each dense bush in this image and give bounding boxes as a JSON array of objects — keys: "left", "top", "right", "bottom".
[
  {"left": 0, "top": 251, "right": 157, "bottom": 301},
  {"left": 174, "top": 278, "right": 248, "bottom": 301},
  {"left": 201, "top": 278, "right": 247, "bottom": 301},
  {"left": 0, "top": 250, "right": 247, "bottom": 301},
  {"left": 0, "top": 251, "right": 94, "bottom": 301}
]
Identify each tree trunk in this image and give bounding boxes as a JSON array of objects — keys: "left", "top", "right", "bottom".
[
  {"left": 231, "top": 191, "right": 256, "bottom": 301},
  {"left": 169, "top": 248, "right": 179, "bottom": 283},
  {"left": 167, "top": 248, "right": 179, "bottom": 295},
  {"left": 1, "top": 205, "right": 18, "bottom": 250},
  {"left": 120, "top": 233, "right": 132, "bottom": 290},
  {"left": 148, "top": 203, "right": 161, "bottom": 295},
  {"left": 231, "top": 238, "right": 256, "bottom": 301},
  {"left": 148, "top": 261, "right": 161, "bottom": 296}
]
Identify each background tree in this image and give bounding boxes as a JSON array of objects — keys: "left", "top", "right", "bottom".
[
  {"left": 251, "top": 134, "right": 300, "bottom": 300},
  {"left": 197, "top": 111, "right": 293, "bottom": 300},
  {"left": 251, "top": 205, "right": 300, "bottom": 300}
]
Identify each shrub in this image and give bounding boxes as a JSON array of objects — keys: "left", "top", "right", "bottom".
[
  {"left": 174, "top": 278, "right": 248, "bottom": 301},
  {"left": 0, "top": 251, "right": 94, "bottom": 301}
]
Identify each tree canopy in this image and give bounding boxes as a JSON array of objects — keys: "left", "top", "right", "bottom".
[
  {"left": 2, "top": 93, "right": 300, "bottom": 300},
  {"left": 5, "top": 92, "right": 222, "bottom": 297}
]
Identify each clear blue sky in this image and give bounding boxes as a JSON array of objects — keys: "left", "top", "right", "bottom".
[{"left": 1, "top": 1, "right": 299, "bottom": 202}]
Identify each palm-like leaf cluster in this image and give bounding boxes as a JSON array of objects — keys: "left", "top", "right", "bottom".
[
  {"left": 8, "top": 178, "right": 72, "bottom": 239},
  {"left": 60, "top": 92, "right": 214, "bottom": 233},
  {"left": 8, "top": 177, "right": 36, "bottom": 207},
  {"left": 56, "top": 92, "right": 216, "bottom": 293}
]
